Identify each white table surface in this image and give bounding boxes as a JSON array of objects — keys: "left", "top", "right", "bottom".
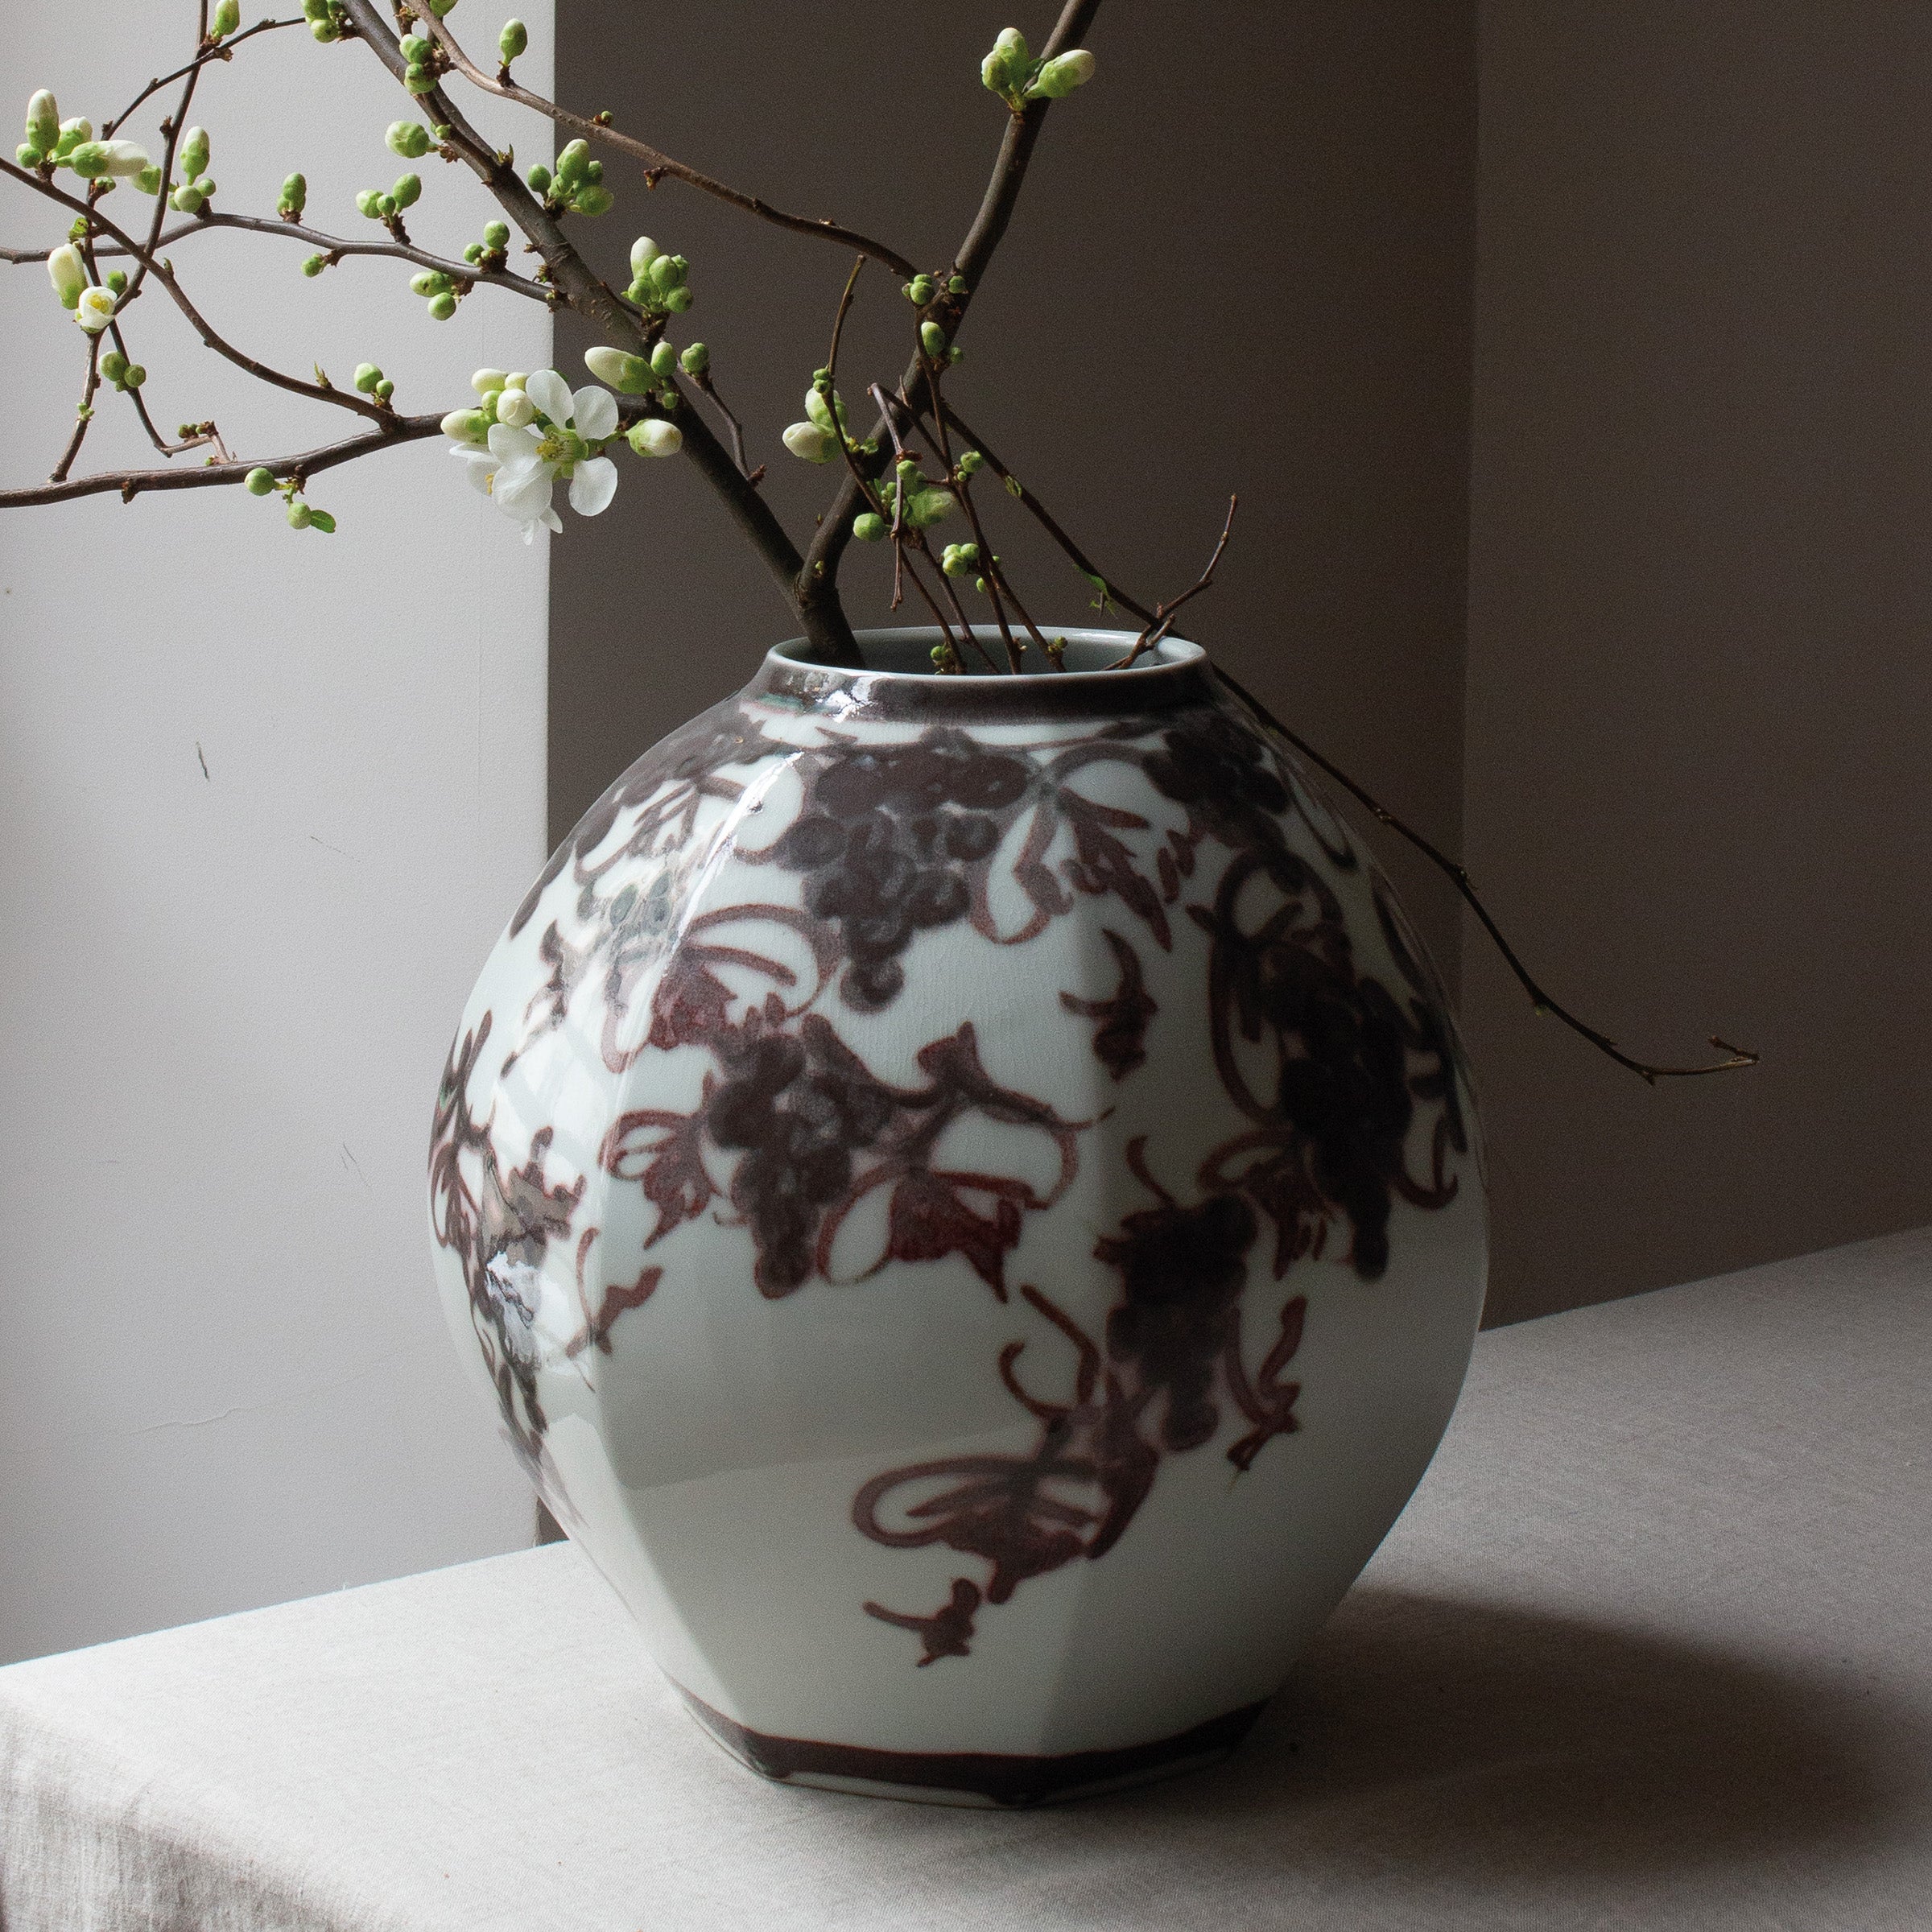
[{"left": 4, "top": 1227, "right": 1930, "bottom": 1931}]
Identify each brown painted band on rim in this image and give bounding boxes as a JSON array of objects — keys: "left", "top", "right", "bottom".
[
  {"left": 750, "top": 627, "right": 1217, "bottom": 724},
  {"left": 675, "top": 1685, "right": 1268, "bottom": 1807}
]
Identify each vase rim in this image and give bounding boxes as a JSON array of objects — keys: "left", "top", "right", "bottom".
[
  {"left": 770, "top": 625, "right": 1204, "bottom": 683},
  {"left": 753, "top": 627, "right": 1214, "bottom": 724}
]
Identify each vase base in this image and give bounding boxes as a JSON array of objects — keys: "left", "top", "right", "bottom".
[{"left": 675, "top": 1686, "right": 1267, "bottom": 1808}]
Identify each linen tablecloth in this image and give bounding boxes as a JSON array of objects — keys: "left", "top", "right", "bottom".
[{"left": 4, "top": 1227, "right": 1929, "bottom": 1930}]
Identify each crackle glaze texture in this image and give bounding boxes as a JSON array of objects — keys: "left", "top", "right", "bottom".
[{"left": 428, "top": 630, "right": 1487, "bottom": 1806}]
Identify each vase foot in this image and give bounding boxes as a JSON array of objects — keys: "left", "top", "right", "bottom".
[{"left": 675, "top": 1686, "right": 1267, "bottom": 1808}]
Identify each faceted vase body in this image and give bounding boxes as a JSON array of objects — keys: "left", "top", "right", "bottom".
[{"left": 429, "top": 629, "right": 1486, "bottom": 1806}]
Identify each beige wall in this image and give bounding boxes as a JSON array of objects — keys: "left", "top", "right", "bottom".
[
  {"left": 1464, "top": 1, "right": 1932, "bottom": 1321},
  {"left": 550, "top": 2, "right": 1479, "bottom": 987}
]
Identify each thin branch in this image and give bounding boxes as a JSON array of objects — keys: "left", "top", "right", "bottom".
[
  {"left": 102, "top": 16, "right": 303, "bottom": 136},
  {"left": 798, "top": 0, "right": 1103, "bottom": 624},
  {"left": 939, "top": 400, "right": 1159, "bottom": 625},
  {"left": 1108, "top": 495, "right": 1237, "bottom": 668},
  {"left": 415, "top": 14, "right": 919, "bottom": 278},
  {"left": 17, "top": 210, "right": 554, "bottom": 301},
  {"left": 0, "top": 412, "right": 443, "bottom": 508},
  {"left": 48, "top": 332, "right": 106, "bottom": 485},
  {"left": 335, "top": 0, "right": 839, "bottom": 654},
  {"left": 1213, "top": 666, "right": 1759, "bottom": 1084},
  {"left": 1, "top": 157, "right": 386, "bottom": 422}
]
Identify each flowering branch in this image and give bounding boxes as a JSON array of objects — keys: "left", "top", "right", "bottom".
[{"left": 412, "top": 11, "right": 921, "bottom": 280}]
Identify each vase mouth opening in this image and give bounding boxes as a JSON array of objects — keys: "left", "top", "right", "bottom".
[{"left": 771, "top": 625, "right": 1205, "bottom": 683}]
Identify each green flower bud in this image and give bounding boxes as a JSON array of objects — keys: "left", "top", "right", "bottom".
[
  {"left": 179, "top": 127, "right": 209, "bottom": 180},
  {"left": 647, "top": 341, "right": 678, "bottom": 382},
  {"left": 387, "top": 120, "right": 431, "bottom": 159},
  {"left": 661, "top": 284, "right": 693, "bottom": 313},
  {"left": 302, "top": 253, "right": 325, "bottom": 275},
  {"left": 308, "top": 510, "right": 338, "bottom": 534},
  {"left": 572, "top": 183, "right": 613, "bottom": 217},
  {"left": 391, "top": 171, "right": 422, "bottom": 208},
  {"left": 279, "top": 172, "right": 307, "bottom": 218},
  {"left": 16, "top": 144, "right": 43, "bottom": 168},
  {"left": 171, "top": 183, "right": 206, "bottom": 214},
  {"left": 470, "top": 367, "right": 507, "bottom": 394},
  {"left": 679, "top": 341, "right": 708, "bottom": 376},
  {"left": 941, "top": 543, "right": 979, "bottom": 576},
  {"left": 852, "top": 512, "right": 888, "bottom": 543},
  {"left": 105, "top": 269, "right": 127, "bottom": 295},
  {"left": 782, "top": 421, "right": 836, "bottom": 464},
  {"left": 442, "top": 407, "right": 487, "bottom": 440},
  {"left": 502, "top": 372, "right": 526, "bottom": 389},
  {"left": 499, "top": 19, "right": 528, "bottom": 61},
  {"left": 948, "top": 275, "right": 968, "bottom": 294},
  {"left": 947, "top": 344, "right": 964, "bottom": 365},
  {"left": 426, "top": 0, "right": 458, "bottom": 14},
  {"left": 583, "top": 345, "right": 650, "bottom": 392},
  {"left": 411, "top": 270, "right": 450, "bottom": 295},
  {"left": 211, "top": 0, "right": 242, "bottom": 37},
  {"left": 481, "top": 218, "right": 509, "bottom": 249},
  {"left": 404, "top": 64, "right": 437, "bottom": 95},
  {"left": 1026, "top": 47, "right": 1096, "bottom": 99},
  {"left": 627, "top": 418, "right": 683, "bottom": 459},
  {"left": 463, "top": 242, "right": 484, "bottom": 262},
  {"left": 311, "top": 18, "right": 341, "bottom": 41},
  {"left": 629, "top": 235, "right": 659, "bottom": 277},
  {"left": 66, "top": 142, "right": 109, "bottom": 179},
  {"left": 906, "top": 487, "right": 956, "bottom": 528},
  {"left": 26, "top": 92, "right": 60, "bottom": 153},
  {"left": 46, "top": 242, "right": 85, "bottom": 308},
  {"left": 353, "top": 361, "right": 382, "bottom": 392},
  {"left": 99, "top": 349, "right": 127, "bottom": 384},
  {"left": 906, "top": 274, "right": 935, "bottom": 304},
  {"left": 555, "top": 138, "right": 588, "bottom": 183},
  {"left": 193, "top": 175, "right": 216, "bottom": 200},
  {"left": 286, "top": 500, "right": 313, "bottom": 529},
  {"left": 57, "top": 118, "right": 93, "bottom": 151},
  {"left": 376, "top": 193, "right": 397, "bottom": 217},
  {"left": 525, "top": 162, "right": 551, "bottom": 193},
  {"left": 123, "top": 363, "right": 145, "bottom": 389},
  {"left": 356, "top": 188, "right": 382, "bottom": 218},
  {"left": 427, "top": 290, "right": 457, "bottom": 320},
  {"left": 398, "top": 34, "right": 432, "bottom": 60},
  {"left": 920, "top": 320, "right": 946, "bottom": 357},
  {"left": 804, "top": 386, "right": 839, "bottom": 432},
  {"left": 957, "top": 449, "right": 985, "bottom": 477},
  {"left": 647, "top": 252, "right": 686, "bottom": 292},
  {"left": 137, "top": 163, "right": 163, "bottom": 194},
  {"left": 374, "top": 377, "right": 394, "bottom": 399},
  {"left": 246, "top": 466, "right": 276, "bottom": 494},
  {"left": 981, "top": 27, "right": 1030, "bottom": 97}
]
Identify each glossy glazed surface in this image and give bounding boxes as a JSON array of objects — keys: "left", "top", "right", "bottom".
[{"left": 428, "top": 629, "right": 1487, "bottom": 1795}]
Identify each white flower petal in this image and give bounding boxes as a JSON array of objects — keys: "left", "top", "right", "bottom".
[
  {"left": 524, "top": 368, "right": 572, "bottom": 425},
  {"left": 494, "top": 464, "right": 555, "bottom": 525},
  {"left": 541, "top": 507, "right": 563, "bottom": 532},
  {"left": 571, "top": 386, "right": 618, "bottom": 442},
  {"left": 451, "top": 448, "right": 499, "bottom": 495},
  {"left": 568, "top": 455, "right": 618, "bottom": 517},
  {"left": 487, "top": 421, "right": 543, "bottom": 464}
]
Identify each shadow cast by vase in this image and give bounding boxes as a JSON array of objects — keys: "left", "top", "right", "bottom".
[{"left": 1133, "top": 1583, "right": 1914, "bottom": 1885}]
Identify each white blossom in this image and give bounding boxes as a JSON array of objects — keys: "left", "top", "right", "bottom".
[
  {"left": 450, "top": 367, "right": 620, "bottom": 542},
  {"left": 73, "top": 285, "right": 117, "bottom": 334}
]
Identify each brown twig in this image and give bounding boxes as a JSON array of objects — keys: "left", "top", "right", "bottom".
[
  {"left": 102, "top": 15, "right": 303, "bottom": 136},
  {"left": 795, "top": 0, "right": 1103, "bottom": 636},
  {"left": 1, "top": 157, "right": 387, "bottom": 422},
  {"left": 415, "top": 14, "right": 919, "bottom": 279},
  {"left": 0, "top": 413, "right": 443, "bottom": 508},
  {"left": 1108, "top": 495, "right": 1237, "bottom": 668},
  {"left": 1212, "top": 666, "right": 1758, "bottom": 1084}
]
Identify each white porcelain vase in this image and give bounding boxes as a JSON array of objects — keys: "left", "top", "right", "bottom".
[{"left": 429, "top": 628, "right": 1486, "bottom": 1806}]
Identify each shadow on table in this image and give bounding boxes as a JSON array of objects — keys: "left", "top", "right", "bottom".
[{"left": 1122, "top": 1584, "right": 1917, "bottom": 1883}]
